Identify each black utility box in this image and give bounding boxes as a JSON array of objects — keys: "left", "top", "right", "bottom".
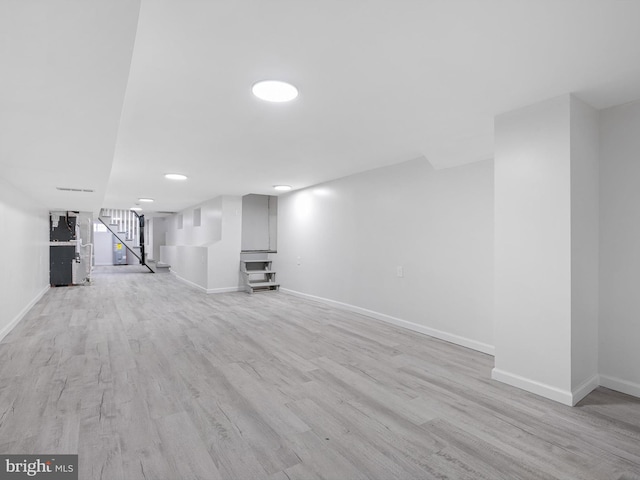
[{"left": 50, "top": 245, "right": 75, "bottom": 286}]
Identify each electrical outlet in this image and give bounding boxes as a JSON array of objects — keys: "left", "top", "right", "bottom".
[
  {"left": 296, "top": 256, "right": 302, "bottom": 266},
  {"left": 396, "top": 266, "right": 404, "bottom": 277}
]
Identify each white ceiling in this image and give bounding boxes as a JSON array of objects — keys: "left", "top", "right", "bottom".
[
  {"left": 2, "top": 0, "right": 640, "bottom": 214},
  {"left": 0, "top": 0, "right": 141, "bottom": 212}
]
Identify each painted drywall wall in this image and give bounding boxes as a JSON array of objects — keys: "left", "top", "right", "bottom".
[
  {"left": 162, "top": 197, "right": 221, "bottom": 288},
  {"left": 241, "top": 194, "right": 270, "bottom": 251},
  {"left": 241, "top": 194, "right": 277, "bottom": 251},
  {"left": 147, "top": 217, "right": 167, "bottom": 261},
  {"left": 164, "top": 245, "right": 209, "bottom": 288},
  {"left": 161, "top": 195, "right": 242, "bottom": 292},
  {"left": 569, "top": 96, "right": 599, "bottom": 392},
  {"left": 599, "top": 99, "right": 640, "bottom": 397},
  {"left": 166, "top": 196, "right": 222, "bottom": 246},
  {"left": 93, "top": 225, "right": 113, "bottom": 266},
  {"left": 0, "top": 178, "right": 49, "bottom": 341},
  {"left": 145, "top": 216, "right": 163, "bottom": 261},
  {"left": 126, "top": 243, "right": 139, "bottom": 265},
  {"left": 274, "top": 157, "right": 494, "bottom": 353},
  {"left": 493, "top": 94, "right": 600, "bottom": 405},
  {"left": 269, "top": 196, "right": 278, "bottom": 252},
  {"left": 493, "top": 95, "right": 573, "bottom": 401},
  {"left": 208, "top": 196, "right": 243, "bottom": 292}
]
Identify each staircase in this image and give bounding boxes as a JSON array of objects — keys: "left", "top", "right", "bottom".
[
  {"left": 145, "top": 259, "right": 171, "bottom": 273},
  {"left": 240, "top": 259, "right": 280, "bottom": 293},
  {"left": 99, "top": 208, "right": 158, "bottom": 273}
]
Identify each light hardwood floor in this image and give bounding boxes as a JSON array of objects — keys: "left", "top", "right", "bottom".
[{"left": 0, "top": 266, "right": 639, "bottom": 479}]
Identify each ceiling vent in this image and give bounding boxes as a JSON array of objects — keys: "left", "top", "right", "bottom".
[{"left": 56, "top": 187, "right": 95, "bottom": 193}]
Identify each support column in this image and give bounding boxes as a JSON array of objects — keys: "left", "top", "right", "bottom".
[{"left": 493, "top": 94, "right": 599, "bottom": 406}]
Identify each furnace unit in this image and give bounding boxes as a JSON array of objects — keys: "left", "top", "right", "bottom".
[{"left": 49, "top": 211, "right": 93, "bottom": 286}]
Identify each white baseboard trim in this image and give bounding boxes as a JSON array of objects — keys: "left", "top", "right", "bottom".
[
  {"left": 281, "top": 288, "right": 495, "bottom": 355},
  {"left": 572, "top": 375, "right": 600, "bottom": 405},
  {"left": 491, "top": 368, "right": 574, "bottom": 406},
  {"left": 599, "top": 374, "right": 640, "bottom": 399},
  {"left": 0, "top": 284, "right": 50, "bottom": 343},
  {"left": 279, "top": 289, "right": 640, "bottom": 405},
  {"left": 170, "top": 271, "right": 242, "bottom": 294},
  {"left": 171, "top": 271, "right": 208, "bottom": 292},
  {"left": 206, "top": 286, "right": 244, "bottom": 294}
]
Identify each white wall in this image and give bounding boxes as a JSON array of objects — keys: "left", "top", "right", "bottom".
[
  {"left": 269, "top": 196, "right": 278, "bottom": 251},
  {"left": 274, "top": 157, "right": 494, "bottom": 353},
  {"left": 599, "top": 99, "right": 640, "bottom": 397},
  {"left": 94, "top": 225, "right": 113, "bottom": 266},
  {"left": 166, "top": 197, "right": 222, "bottom": 246},
  {"left": 146, "top": 216, "right": 167, "bottom": 261},
  {"left": 241, "top": 194, "right": 270, "bottom": 251},
  {"left": 126, "top": 244, "right": 139, "bottom": 265},
  {"left": 208, "top": 196, "right": 243, "bottom": 292},
  {"left": 493, "top": 94, "right": 600, "bottom": 405},
  {"left": 493, "top": 95, "right": 573, "bottom": 401},
  {"left": 164, "top": 245, "right": 209, "bottom": 287},
  {"left": 161, "top": 195, "right": 242, "bottom": 292},
  {"left": 0, "top": 178, "right": 49, "bottom": 341},
  {"left": 569, "top": 96, "right": 600, "bottom": 392}
]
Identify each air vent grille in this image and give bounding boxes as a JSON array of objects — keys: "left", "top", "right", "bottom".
[{"left": 56, "top": 187, "right": 95, "bottom": 193}]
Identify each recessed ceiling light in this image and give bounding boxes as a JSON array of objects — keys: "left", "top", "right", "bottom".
[
  {"left": 130, "top": 207, "right": 142, "bottom": 211},
  {"left": 274, "top": 185, "right": 292, "bottom": 191},
  {"left": 165, "top": 173, "right": 188, "bottom": 180},
  {"left": 252, "top": 81, "right": 298, "bottom": 102},
  {"left": 138, "top": 198, "right": 154, "bottom": 202}
]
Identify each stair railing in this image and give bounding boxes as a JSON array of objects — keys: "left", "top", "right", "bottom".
[{"left": 98, "top": 208, "right": 153, "bottom": 273}]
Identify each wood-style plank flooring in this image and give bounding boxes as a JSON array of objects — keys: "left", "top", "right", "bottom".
[{"left": 0, "top": 265, "right": 639, "bottom": 479}]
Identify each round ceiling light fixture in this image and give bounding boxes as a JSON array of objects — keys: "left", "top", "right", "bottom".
[
  {"left": 273, "top": 185, "right": 292, "bottom": 191},
  {"left": 164, "top": 173, "right": 188, "bottom": 181},
  {"left": 138, "top": 198, "right": 154, "bottom": 203},
  {"left": 252, "top": 80, "right": 298, "bottom": 102}
]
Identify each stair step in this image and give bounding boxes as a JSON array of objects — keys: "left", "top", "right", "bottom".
[
  {"left": 147, "top": 260, "right": 170, "bottom": 267},
  {"left": 247, "top": 282, "right": 280, "bottom": 293},
  {"left": 240, "top": 260, "right": 278, "bottom": 293},
  {"left": 247, "top": 282, "right": 280, "bottom": 290}
]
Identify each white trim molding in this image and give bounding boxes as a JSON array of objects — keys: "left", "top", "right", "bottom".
[
  {"left": 281, "top": 288, "right": 495, "bottom": 355},
  {"left": 491, "top": 368, "right": 575, "bottom": 406},
  {"left": 171, "top": 271, "right": 208, "bottom": 292},
  {"left": 599, "top": 374, "right": 640, "bottom": 399},
  {"left": 170, "top": 271, "right": 242, "bottom": 294},
  {"left": 207, "top": 286, "right": 244, "bottom": 294},
  {"left": 491, "top": 371, "right": 636, "bottom": 405},
  {"left": 0, "top": 285, "right": 50, "bottom": 343},
  {"left": 572, "top": 375, "right": 600, "bottom": 405}
]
